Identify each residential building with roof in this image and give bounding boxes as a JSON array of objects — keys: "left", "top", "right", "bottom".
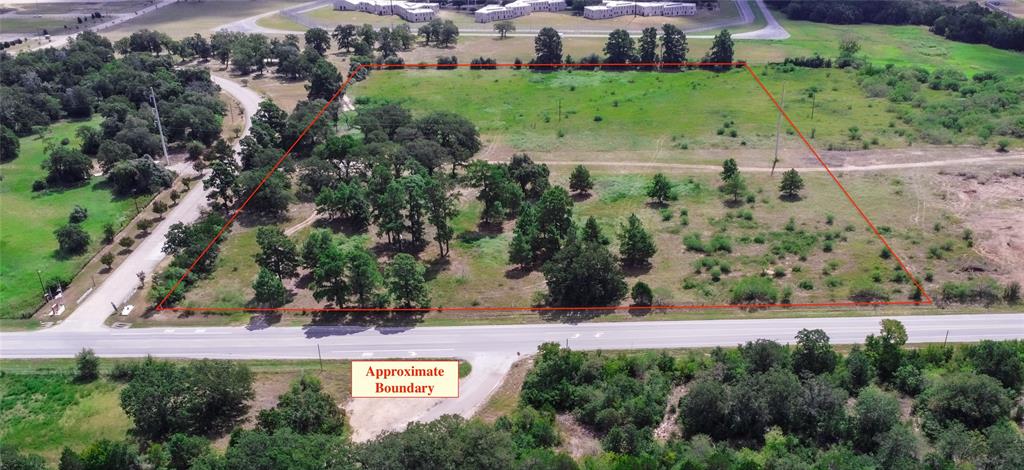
[
  {"left": 335, "top": 0, "right": 440, "bottom": 22},
  {"left": 583, "top": 1, "right": 696, "bottom": 20},
  {"left": 473, "top": 0, "right": 695, "bottom": 23}
]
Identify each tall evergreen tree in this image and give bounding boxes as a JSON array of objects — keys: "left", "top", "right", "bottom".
[
  {"left": 581, "top": 216, "right": 610, "bottom": 245},
  {"left": 704, "top": 29, "right": 735, "bottom": 65},
  {"left": 720, "top": 158, "right": 739, "bottom": 183},
  {"left": 618, "top": 213, "right": 657, "bottom": 267},
  {"left": 534, "top": 27, "right": 563, "bottom": 65},
  {"left": 569, "top": 164, "right": 593, "bottom": 195},
  {"left": 603, "top": 29, "right": 635, "bottom": 64},
  {"left": 646, "top": 173, "right": 674, "bottom": 203},
  {"left": 534, "top": 186, "right": 574, "bottom": 258},
  {"left": 661, "top": 24, "right": 688, "bottom": 68},
  {"left": 779, "top": 168, "right": 805, "bottom": 199},
  {"left": 638, "top": 27, "right": 659, "bottom": 66},
  {"left": 509, "top": 204, "right": 539, "bottom": 267}
]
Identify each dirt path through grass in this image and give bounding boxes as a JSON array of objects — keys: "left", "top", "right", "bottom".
[{"left": 489, "top": 152, "right": 1022, "bottom": 174}]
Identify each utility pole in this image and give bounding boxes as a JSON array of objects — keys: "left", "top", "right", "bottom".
[
  {"left": 771, "top": 84, "right": 786, "bottom": 176},
  {"left": 317, "top": 344, "right": 324, "bottom": 371},
  {"left": 149, "top": 87, "right": 170, "bottom": 166},
  {"left": 36, "top": 270, "right": 45, "bottom": 297}
]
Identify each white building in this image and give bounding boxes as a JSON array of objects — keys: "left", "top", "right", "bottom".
[
  {"left": 335, "top": 0, "right": 440, "bottom": 23},
  {"left": 474, "top": 0, "right": 694, "bottom": 23},
  {"left": 474, "top": 0, "right": 567, "bottom": 23},
  {"left": 583, "top": 1, "right": 696, "bottom": 20}
]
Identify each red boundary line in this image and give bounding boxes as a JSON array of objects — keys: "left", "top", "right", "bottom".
[{"left": 156, "top": 61, "right": 932, "bottom": 313}]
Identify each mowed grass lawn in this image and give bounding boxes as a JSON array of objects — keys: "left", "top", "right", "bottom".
[
  {"left": 351, "top": 68, "right": 906, "bottom": 154},
  {"left": 0, "top": 119, "right": 138, "bottom": 318}
]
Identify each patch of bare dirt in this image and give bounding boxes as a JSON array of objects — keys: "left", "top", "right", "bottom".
[
  {"left": 939, "top": 168, "right": 1024, "bottom": 285},
  {"left": 654, "top": 384, "right": 688, "bottom": 443},
  {"left": 556, "top": 414, "right": 603, "bottom": 459},
  {"left": 476, "top": 357, "right": 534, "bottom": 423}
]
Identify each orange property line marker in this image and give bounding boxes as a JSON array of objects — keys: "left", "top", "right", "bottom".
[{"left": 156, "top": 62, "right": 931, "bottom": 313}]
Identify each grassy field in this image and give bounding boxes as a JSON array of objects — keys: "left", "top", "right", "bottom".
[
  {"left": 0, "top": 370, "right": 131, "bottom": 463},
  {"left": 350, "top": 68, "right": 911, "bottom": 154},
  {"left": 302, "top": 2, "right": 742, "bottom": 31},
  {"left": 0, "top": 17, "right": 77, "bottom": 35},
  {"left": 155, "top": 70, "right": 1007, "bottom": 322},
  {"left": 0, "top": 119, "right": 143, "bottom": 319},
  {"left": 102, "top": 0, "right": 305, "bottom": 40},
  {"left": 377, "top": 15, "right": 1024, "bottom": 77}
]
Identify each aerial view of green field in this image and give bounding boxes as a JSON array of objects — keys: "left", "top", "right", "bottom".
[{"left": 2, "top": 0, "right": 1022, "bottom": 468}]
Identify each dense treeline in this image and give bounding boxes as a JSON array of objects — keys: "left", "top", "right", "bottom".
[
  {"left": 0, "top": 31, "right": 223, "bottom": 196},
  {"left": 3, "top": 329, "right": 1021, "bottom": 469},
  {"left": 767, "top": 1, "right": 1024, "bottom": 52},
  {"left": 518, "top": 321, "right": 1024, "bottom": 468},
  {"left": 1, "top": 355, "right": 573, "bottom": 469}
]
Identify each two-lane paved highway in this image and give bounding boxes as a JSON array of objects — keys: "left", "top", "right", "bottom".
[{"left": 5, "top": 314, "right": 1022, "bottom": 360}]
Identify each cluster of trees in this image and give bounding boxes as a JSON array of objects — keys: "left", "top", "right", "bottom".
[
  {"left": 466, "top": 154, "right": 654, "bottom": 307},
  {"left": 518, "top": 322, "right": 1024, "bottom": 467},
  {"left": 4, "top": 330, "right": 1022, "bottom": 469},
  {"left": 149, "top": 211, "right": 228, "bottom": 305},
  {"left": 3, "top": 353, "right": 577, "bottom": 470},
  {"left": 182, "top": 100, "right": 475, "bottom": 309},
  {"left": 767, "top": 0, "right": 1023, "bottom": 52},
  {"left": 2, "top": 31, "right": 223, "bottom": 186},
  {"left": 528, "top": 26, "right": 733, "bottom": 69},
  {"left": 600, "top": 25, "right": 691, "bottom": 67}
]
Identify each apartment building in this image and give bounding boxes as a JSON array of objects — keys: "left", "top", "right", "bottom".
[{"left": 335, "top": 0, "right": 440, "bottom": 23}]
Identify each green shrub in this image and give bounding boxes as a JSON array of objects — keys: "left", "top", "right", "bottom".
[
  {"left": 940, "top": 278, "right": 1002, "bottom": 306},
  {"left": 683, "top": 233, "right": 705, "bottom": 252},
  {"left": 730, "top": 276, "right": 779, "bottom": 305},
  {"left": 708, "top": 234, "right": 732, "bottom": 253}
]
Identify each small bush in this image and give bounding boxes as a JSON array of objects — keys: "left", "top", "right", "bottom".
[
  {"left": 683, "top": 233, "right": 705, "bottom": 252},
  {"left": 708, "top": 234, "right": 732, "bottom": 253},
  {"left": 631, "top": 281, "right": 653, "bottom": 306},
  {"left": 68, "top": 205, "right": 88, "bottom": 223},
  {"left": 798, "top": 279, "right": 814, "bottom": 290},
  {"left": 730, "top": 276, "right": 779, "bottom": 305}
]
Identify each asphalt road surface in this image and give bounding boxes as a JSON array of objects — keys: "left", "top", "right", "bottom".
[
  {"left": 6, "top": 313, "right": 1022, "bottom": 360},
  {"left": 5, "top": 312, "right": 1021, "bottom": 434}
]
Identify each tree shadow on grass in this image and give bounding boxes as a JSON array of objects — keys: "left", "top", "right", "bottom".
[
  {"left": 301, "top": 310, "right": 426, "bottom": 338},
  {"left": 778, "top": 193, "right": 803, "bottom": 203},
  {"left": 721, "top": 198, "right": 745, "bottom": 209},
  {"left": 571, "top": 192, "right": 593, "bottom": 203},
  {"left": 538, "top": 307, "right": 616, "bottom": 324},
  {"left": 644, "top": 201, "right": 670, "bottom": 210},
  {"left": 504, "top": 266, "right": 533, "bottom": 280},
  {"left": 621, "top": 263, "right": 652, "bottom": 276},
  {"left": 425, "top": 256, "right": 450, "bottom": 281}
]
